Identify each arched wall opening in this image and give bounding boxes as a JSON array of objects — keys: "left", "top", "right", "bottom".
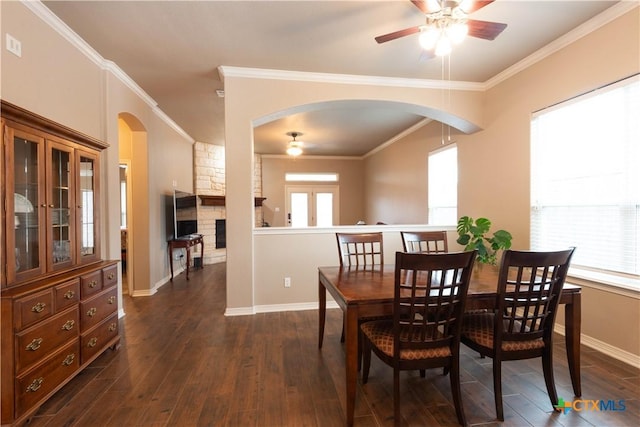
[
  {"left": 118, "top": 113, "right": 150, "bottom": 297},
  {"left": 222, "top": 70, "right": 486, "bottom": 312}
]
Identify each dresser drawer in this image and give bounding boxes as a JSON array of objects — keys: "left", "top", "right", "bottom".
[
  {"left": 102, "top": 265, "right": 118, "bottom": 288},
  {"left": 80, "top": 270, "right": 103, "bottom": 298},
  {"left": 80, "top": 287, "right": 117, "bottom": 332},
  {"left": 81, "top": 313, "right": 118, "bottom": 364},
  {"left": 16, "top": 307, "right": 79, "bottom": 374},
  {"left": 54, "top": 279, "right": 80, "bottom": 312},
  {"left": 15, "top": 340, "right": 80, "bottom": 418},
  {"left": 15, "top": 289, "right": 54, "bottom": 331}
]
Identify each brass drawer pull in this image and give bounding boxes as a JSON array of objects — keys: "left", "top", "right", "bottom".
[
  {"left": 32, "top": 302, "right": 46, "bottom": 313},
  {"left": 26, "top": 338, "right": 43, "bottom": 351},
  {"left": 107, "top": 272, "right": 115, "bottom": 280},
  {"left": 64, "top": 290, "right": 75, "bottom": 299},
  {"left": 86, "top": 307, "right": 97, "bottom": 317},
  {"left": 108, "top": 323, "right": 117, "bottom": 332},
  {"left": 88, "top": 280, "right": 98, "bottom": 288},
  {"left": 62, "top": 320, "right": 75, "bottom": 331},
  {"left": 62, "top": 353, "right": 75, "bottom": 366},
  {"left": 26, "top": 377, "right": 44, "bottom": 393},
  {"left": 108, "top": 296, "right": 116, "bottom": 304},
  {"left": 87, "top": 337, "right": 98, "bottom": 348}
]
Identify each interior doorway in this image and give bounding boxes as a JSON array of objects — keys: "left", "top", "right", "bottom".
[
  {"left": 118, "top": 113, "right": 149, "bottom": 297},
  {"left": 119, "top": 163, "right": 131, "bottom": 294}
]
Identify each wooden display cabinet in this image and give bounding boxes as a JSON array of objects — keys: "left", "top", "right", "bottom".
[{"left": 1, "top": 101, "right": 119, "bottom": 426}]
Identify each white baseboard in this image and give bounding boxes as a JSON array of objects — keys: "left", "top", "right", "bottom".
[
  {"left": 554, "top": 324, "right": 640, "bottom": 369},
  {"left": 225, "top": 301, "right": 339, "bottom": 316}
]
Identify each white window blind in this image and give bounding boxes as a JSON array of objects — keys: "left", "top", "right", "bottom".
[
  {"left": 428, "top": 145, "right": 457, "bottom": 225},
  {"left": 531, "top": 75, "right": 640, "bottom": 279}
]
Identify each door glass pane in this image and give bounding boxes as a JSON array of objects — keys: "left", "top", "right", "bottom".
[
  {"left": 290, "top": 193, "right": 308, "bottom": 227},
  {"left": 316, "top": 192, "right": 333, "bottom": 227},
  {"left": 13, "top": 136, "right": 40, "bottom": 272},
  {"left": 79, "top": 156, "right": 96, "bottom": 256},
  {"left": 51, "top": 147, "right": 72, "bottom": 264}
]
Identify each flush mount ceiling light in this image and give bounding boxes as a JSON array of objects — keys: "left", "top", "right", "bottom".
[{"left": 286, "top": 131, "right": 304, "bottom": 157}]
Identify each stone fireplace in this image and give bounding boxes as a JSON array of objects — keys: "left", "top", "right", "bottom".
[{"left": 194, "top": 142, "right": 263, "bottom": 264}]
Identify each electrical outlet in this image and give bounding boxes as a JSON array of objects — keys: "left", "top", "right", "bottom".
[{"left": 284, "top": 277, "right": 291, "bottom": 288}]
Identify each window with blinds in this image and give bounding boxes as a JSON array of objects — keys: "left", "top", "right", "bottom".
[
  {"left": 428, "top": 144, "right": 458, "bottom": 225},
  {"left": 530, "top": 75, "right": 639, "bottom": 281}
]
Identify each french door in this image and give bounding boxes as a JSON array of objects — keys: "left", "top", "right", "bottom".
[{"left": 285, "top": 185, "right": 339, "bottom": 227}]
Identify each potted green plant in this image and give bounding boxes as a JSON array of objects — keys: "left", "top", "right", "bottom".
[{"left": 456, "top": 216, "right": 513, "bottom": 265}]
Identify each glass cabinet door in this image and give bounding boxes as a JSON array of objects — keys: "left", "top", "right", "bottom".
[
  {"left": 6, "top": 127, "right": 47, "bottom": 283},
  {"left": 47, "top": 140, "right": 75, "bottom": 270},
  {"left": 77, "top": 150, "right": 100, "bottom": 264}
]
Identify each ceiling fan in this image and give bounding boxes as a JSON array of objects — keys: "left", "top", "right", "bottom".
[{"left": 375, "top": 0, "right": 507, "bottom": 57}]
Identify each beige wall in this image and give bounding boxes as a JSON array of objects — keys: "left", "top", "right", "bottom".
[
  {"left": 261, "top": 156, "right": 365, "bottom": 226},
  {"left": 224, "top": 7, "right": 639, "bottom": 362},
  {"left": 1, "top": 2, "right": 194, "bottom": 300},
  {"left": 364, "top": 121, "right": 456, "bottom": 225},
  {"left": 2, "top": 1, "right": 637, "bottom": 363},
  {"left": 223, "top": 72, "right": 486, "bottom": 312},
  {"left": 360, "top": 8, "right": 640, "bottom": 359}
]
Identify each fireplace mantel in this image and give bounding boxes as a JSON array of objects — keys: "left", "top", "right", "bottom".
[{"left": 199, "top": 195, "right": 266, "bottom": 207}]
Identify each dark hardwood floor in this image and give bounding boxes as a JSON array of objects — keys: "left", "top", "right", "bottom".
[{"left": 29, "top": 262, "right": 639, "bottom": 426}]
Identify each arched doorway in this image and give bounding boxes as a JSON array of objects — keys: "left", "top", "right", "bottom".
[{"left": 118, "top": 113, "right": 149, "bottom": 296}]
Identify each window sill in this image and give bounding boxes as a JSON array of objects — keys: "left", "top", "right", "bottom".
[{"left": 567, "top": 267, "right": 640, "bottom": 299}]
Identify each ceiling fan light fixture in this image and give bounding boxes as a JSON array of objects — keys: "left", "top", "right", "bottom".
[
  {"left": 447, "top": 21, "right": 468, "bottom": 44},
  {"left": 419, "top": 25, "right": 440, "bottom": 50},
  {"left": 435, "top": 34, "right": 452, "bottom": 56}
]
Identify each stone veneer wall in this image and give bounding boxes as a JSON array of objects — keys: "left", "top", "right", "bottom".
[{"left": 194, "top": 142, "right": 262, "bottom": 264}]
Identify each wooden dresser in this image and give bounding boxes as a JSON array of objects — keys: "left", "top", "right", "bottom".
[{"left": 1, "top": 101, "right": 120, "bottom": 426}]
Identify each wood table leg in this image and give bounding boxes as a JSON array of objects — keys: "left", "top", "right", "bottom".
[
  {"left": 345, "top": 306, "right": 359, "bottom": 426},
  {"left": 169, "top": 244, "right": 174, "bottom": 280},
  {"left": 318, "top": 278, "right": 326, "bottom": 349},
  {"left": 186, "top": 245, "right": 191, "bottom": 280},
  {"left": 199, "top": 239, "right": 204, "bottom": 269},
  {"left": 564, "top": 292, "right": 582, "bottom": 396}
]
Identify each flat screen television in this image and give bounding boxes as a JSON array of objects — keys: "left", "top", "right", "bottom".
[{"left": 171, "top": 190, "right": 198, "bottom": 239}]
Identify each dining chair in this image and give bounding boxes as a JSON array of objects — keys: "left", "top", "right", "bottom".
[
  {"left": 401, "top": 230, "right": 448, "bottom": 254},
  {"left": 460, "top": 248, "right": 576, "bottom": 421},
  {"left": 336, "top": 232, "right": 384, "bottom": 268},
  {"left": 333, "top": 232, "right": 385, "bottom": 368},
  {"left": 361, "top": 250, "right": 477, "bottom": 426}
]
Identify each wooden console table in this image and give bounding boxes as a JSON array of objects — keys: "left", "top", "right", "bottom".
[{"left": 168, "top": 234, "right": 204, "bottom": 280}]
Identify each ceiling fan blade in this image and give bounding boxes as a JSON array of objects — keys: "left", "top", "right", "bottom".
[
  {"left": 467, "top": 19, "right": 507, "bottom": 40},
  {"left": 459, "top": 0, "right": 495, "bottom": 14},
  {"left": 410, "top": 0, "right": 442, "bottom": 14},
  {"left": 375, "top": 26, "right": 421, "bottom": 44}
]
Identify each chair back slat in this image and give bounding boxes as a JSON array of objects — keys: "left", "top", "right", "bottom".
[
  {"left": 336, "top": 232, "right": 384, "bottom": 267},
  {"left": 497, "top": 248, "right": 575, "bottom": 344},
  {"left": 400, "top": 231, "right": 448, "bottom": 254},
  {"left": 394, "top": 251, "right": 476, "bottom": 353}
]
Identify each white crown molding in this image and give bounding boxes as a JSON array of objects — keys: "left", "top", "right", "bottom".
[
  {"left": 24, "top": 0, "right": 194, "bottom": 143},
  {"left": 261, "top": 154, "right": 363, "bottom": 160},
  {"left": 484, "top": 2, "right": 639, "bottom": 90},
  {"left": 219, "top": 66, "right": 484, "bottom": 92},
  {"left": 364, "top": 118, "right": 433, "bottom": 158},
  {"left": 221, "top": 2, "right": 638, "bottom": 93}
]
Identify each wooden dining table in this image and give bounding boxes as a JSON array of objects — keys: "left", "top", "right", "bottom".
[{"left": 318, "top": 264, "right": 582, "bottom": 426}]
